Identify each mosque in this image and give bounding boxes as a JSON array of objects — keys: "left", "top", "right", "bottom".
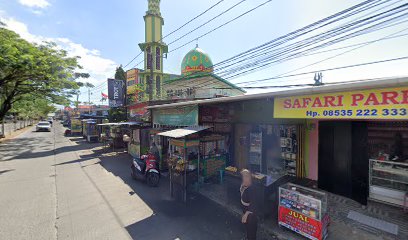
[{"left": 126, "top": 0, "right": 245, "bottom": 118}]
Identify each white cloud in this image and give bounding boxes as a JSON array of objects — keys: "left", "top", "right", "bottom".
[
  {"left": 18, "top": 0, "right": 50, "bottom": 9},
  {"left": 0, "top": 16, "right": 117, "bottom": 87},
  {"left": 30, "top": 9, "right": 44, "bottom": 16}
]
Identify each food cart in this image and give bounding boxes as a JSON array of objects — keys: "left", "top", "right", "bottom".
[
  {"left": 84, "top": 120, "right": 99, "bottom": 142},
  {"left": 117, "top": 122, "right": 151, "bottom": 158},
  {"left": 158, "top": 126, "right": 210, "bottom": 202},
  {"left": 70, "top": 118, "right": 82, "bottom": 136},
  {"left": 278, "top": 183, "right": 330, "bottom": 240}
]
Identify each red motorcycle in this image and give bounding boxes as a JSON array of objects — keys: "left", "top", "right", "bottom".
[{"left": 131, "top": 153, "right": 160, "bottom": 187}]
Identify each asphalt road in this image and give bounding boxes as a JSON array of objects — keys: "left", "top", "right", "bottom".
[{"left": 0, "top": 123, "right": 246, "bottom": 240}]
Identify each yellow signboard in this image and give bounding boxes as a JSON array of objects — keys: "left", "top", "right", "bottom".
[{"left": 274, "top": 86, "right": 408, "bottom": 119}]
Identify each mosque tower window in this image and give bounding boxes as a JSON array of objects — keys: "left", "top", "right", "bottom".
[
  {"left": 145, "top": 75, "right": 150, "bottom": 95},
  {"left": 146, "top": 46, "right": 152, "bottom": 69},
  {"left": 156, "top": 47, "right": 161, "bottom": 70},
  {"left": 156, "top": 75, "right": 161, "bottom": 96}
]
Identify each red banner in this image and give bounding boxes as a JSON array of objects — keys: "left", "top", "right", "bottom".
[{"left": 278, "top": 206, "right": 328, "bottom": 240}]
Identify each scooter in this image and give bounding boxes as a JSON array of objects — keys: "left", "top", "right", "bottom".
[{"left": 131, "top": 153, "right": 160, "bottom": 187}]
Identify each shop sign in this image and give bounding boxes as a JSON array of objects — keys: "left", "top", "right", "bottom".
[
  {"left": 274, "top": 86, "right": 408, "bottom": 119},
  {"left": 166, "top": 88, "right": 196, "bottom": 99},
  {"left": 153, "top": 106, "right": 198, "bottom": 126},
  {"left": 129, "top": 102, "right": 149, "bottom": 121},
  {"left": 71, "top": 119, "right": 82, "bottom": 133},
  {"left": 278, "top": 206, "right": 328, "bottom": 240}
]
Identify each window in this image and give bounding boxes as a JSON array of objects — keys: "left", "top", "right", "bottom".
[
  {"left": 156, "top": 47, "right": 161, "bottom": 70},
  {"left": 146, "top": 46, "right": 152, "bottom": 69},
  {"left": 145, "top": 76, "right": 150, "bottom": 95},
  {"left": 156, "top": 76, "right": 161, "bottom": 96}
]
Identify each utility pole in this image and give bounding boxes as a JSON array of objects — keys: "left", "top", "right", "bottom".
[{"left": 88, "top": 88, "right": 91, "bottom": 114}]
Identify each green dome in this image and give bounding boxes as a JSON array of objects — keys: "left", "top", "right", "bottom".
[{"left": 181, "top": 46, "right": 213, "bottom": 76}]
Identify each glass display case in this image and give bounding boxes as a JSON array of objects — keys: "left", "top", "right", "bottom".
[
  {"left": 369, "top": 159, "right": 408, "bottom": 206},
  {"left": 279, "top": 183, "right": 329, "bottom": 240}
]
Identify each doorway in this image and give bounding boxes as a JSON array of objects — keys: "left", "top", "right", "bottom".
[{"left": 318, "top": 121, "right": 368, "bottom": 204}]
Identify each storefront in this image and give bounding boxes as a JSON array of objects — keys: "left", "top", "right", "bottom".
[
  {"left": 149, "top": 98, "right": 307, "bottom": 217},
  {"left": 151, "top": 105, "right": 200, "bottom": 170},
  {"left": 274, "top": 83, "right": 408, "bottom": 207},
  {"left": 158, "top": 126, "right": 209, "bottom": 202}
]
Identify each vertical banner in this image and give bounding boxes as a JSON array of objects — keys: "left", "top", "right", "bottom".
[{"left": 108, "top": 78, "right": 125, "bottom": 108}]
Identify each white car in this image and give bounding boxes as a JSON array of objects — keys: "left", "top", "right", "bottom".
[{"left": 36, "top": 121, "right": 52, "bottom": 132}]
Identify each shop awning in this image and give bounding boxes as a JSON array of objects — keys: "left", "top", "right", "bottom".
[
  {"left": 117, "top": 122, "right": 144, "bottom": 126},
  {"left": 97, "top": 123, "right": 119, "bottom": 126},
  {"left": 158, "top": 126, "right": 211, "bottom": 138}
]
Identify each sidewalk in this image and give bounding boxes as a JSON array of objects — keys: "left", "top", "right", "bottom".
[
  {"left": 63, "top": 135, "right": 251, "bottom": 239},
  {"left": 199, "top": 180, "right": 408, "bottom": 240}
]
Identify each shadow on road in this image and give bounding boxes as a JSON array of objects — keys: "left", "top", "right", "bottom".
[
  {"left": 57, "top": 136, "right": 245, "bottom": 240},
  {"left": 0, "top": 169, "right": 15, "bottom": 175},
  {"left": 95, "top": 153, "right": 243, "bottom": 240}
]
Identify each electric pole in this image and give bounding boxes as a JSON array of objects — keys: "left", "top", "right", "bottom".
[{"left": 88, "top": 88, "right": 91, "bottom": 114}]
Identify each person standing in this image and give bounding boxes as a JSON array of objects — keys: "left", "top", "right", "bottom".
[{"left": 240, "top": 169, "right": 258, "bottom": 240}]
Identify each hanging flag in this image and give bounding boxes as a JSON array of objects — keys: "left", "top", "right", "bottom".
[{"left": 101, "top": 92, "right": 108, "bottom": 99}]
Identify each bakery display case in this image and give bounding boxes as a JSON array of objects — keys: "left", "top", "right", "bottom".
[
  {"left": 278, "top": 183, "right": 329, "bottom": 240},
  {"left": 369, "top": 159, "right": 408, "bottom": 206}
]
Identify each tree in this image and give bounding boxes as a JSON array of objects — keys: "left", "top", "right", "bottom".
[
  {"left": 108, "top": 108, "right": 127, "bottom": 122},
  {"left": 0, "top": 26, "right": 86, "bottom": 120},
  {"left": 10, "top": 95, "right": 56, "bottom": 119},
  {"left": 114, "top": 65, "right": 126, "bottom": 80}
]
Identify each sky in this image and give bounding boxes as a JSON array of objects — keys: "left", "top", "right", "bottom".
[{"left": 1, "top": 0, "right": 408, "bottom": 104}]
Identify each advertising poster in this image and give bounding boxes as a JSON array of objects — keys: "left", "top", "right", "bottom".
[
  {"left": 274, "top": 86, "right": 408, "bottom": 119},
  {"left": 278, "top": 206, "right": 329, "bottom": 240},
  {"left": 152, "top": 105, "right": 198, "bottom": 126},
  {"left": 108, "top": 78, "right": 125, "bottom": 108}
]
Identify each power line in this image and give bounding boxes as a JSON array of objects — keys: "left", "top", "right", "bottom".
[
  {"left": 237, "top": 55, "right": 408, "bottom": 85},
  {"left": 167, "top": 0, "right": 247, "bottom": 46},
  {"left": 221, "top": 3, "right": 408, "bottom": 79},
  {"left": 123, "top": 51, "right": 143, "bottom": 69},
  {"left": 164, "top": 0, "right": 395, "bottom": 87},
  {"left": 162, "top": 0, "right": 225, "bottom": 40},
  {"left": 264, "top": 25, "right": 408, "bottom": 82},
  {"left": 169, "top": 0, "right": 275, "bottom": 53},
  {"left": 165, "top": 2, "right": 408, "bottom": 90},
  {"left": 212, "top": 0, "right": 385, "bottom": 69}
]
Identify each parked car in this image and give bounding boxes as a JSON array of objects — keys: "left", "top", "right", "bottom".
[
  {"left": 47, "top": 117, "right": 53, "bottom": 125},
  {"left": 36, "top": 121, "right": 52, "bottom": 132}
]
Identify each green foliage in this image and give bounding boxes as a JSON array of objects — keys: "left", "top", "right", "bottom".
[
  {"left": 108, "top": 108, "right": 127, "bottom": 122},
  {"left": 10, "top": 95, "right": 56, "bottom": 119},
  {"left": 127, "top": 83, "right": 144, "bottom": 104},
  {"left": 0, "top": 26, "right": 87, "bottom": 119},
  {"left": 114, "top": 65, "right": 126, "bottom": 80}
]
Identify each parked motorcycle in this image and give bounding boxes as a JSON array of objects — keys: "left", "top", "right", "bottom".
[{"left": 131, "top": 153, "right": 160, "bottom": 187}]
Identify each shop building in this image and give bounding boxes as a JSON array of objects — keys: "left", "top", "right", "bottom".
[
  {"left": 148, "top": 76, "right": 408, "bottom": 216},
  {"left": 273, "top": 78, "right": 408, "bottom": 207}
]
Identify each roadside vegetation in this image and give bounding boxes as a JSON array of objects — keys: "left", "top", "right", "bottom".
[{"left": 0, "top": 22, "right": 88, "bottom": 120}]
